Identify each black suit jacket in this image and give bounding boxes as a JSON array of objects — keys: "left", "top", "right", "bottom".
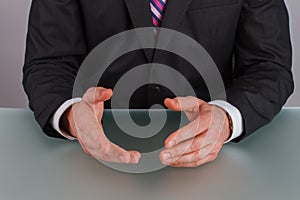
[{"left": 23, "top": 0, "right": 294, "bottom": 142}]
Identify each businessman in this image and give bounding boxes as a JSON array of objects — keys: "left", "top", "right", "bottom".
[{"left": 23, "top": 0, "right": 293, "bottom": 167}]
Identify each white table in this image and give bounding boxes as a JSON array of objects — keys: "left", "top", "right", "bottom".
[{"left": 0, "top": 108, "right": 299, "bottom": 200}]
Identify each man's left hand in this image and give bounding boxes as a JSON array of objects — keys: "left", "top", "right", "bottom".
[{"left": 160, "top": 96, "right": 231, "bottom": 167}]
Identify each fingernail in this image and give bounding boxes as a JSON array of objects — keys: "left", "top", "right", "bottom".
[
  {"left": 134, "top": 157, "right": 140, "bottom": 164},
  {"left": 134, "top": 155, "right": 140, "bottom": 164},
  {"left": 107, "top": 89, "right": 113, "bottom": 94},
  {"left": 162, "top": 152, "right": 171, "bottom": 161},
  {"left": 168, "top": 140, "right": 176, "bottom": 148},
  {"left": 137, "top": 153, "right": 141, "bottom": 160},
  {"left": 164, "top": 159, "right": 172, "bottom": 165}
]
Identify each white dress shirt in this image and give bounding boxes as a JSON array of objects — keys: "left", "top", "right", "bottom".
[{"left": 51, "top": 98, "right": 243, "bottom": 143}]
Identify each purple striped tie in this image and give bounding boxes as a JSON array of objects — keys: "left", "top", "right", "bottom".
[{"left": 149, "top": 0, "right": 167, "bottom": 27}]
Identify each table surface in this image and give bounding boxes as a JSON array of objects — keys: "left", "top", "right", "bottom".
[{"left": 0, "top": 108, "right": 299, "bottom": 200}]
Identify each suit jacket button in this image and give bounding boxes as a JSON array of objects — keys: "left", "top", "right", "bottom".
[{"left": 153, "top": 85, "right": 161, "bottom": 93}]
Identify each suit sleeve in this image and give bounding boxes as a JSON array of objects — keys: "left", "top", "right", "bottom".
[
  {"left": 23, "top": 0, "right": 86, "bottom": 138},
  {"left": 227, "top": 0, "right": 294, "bottom": 142}
]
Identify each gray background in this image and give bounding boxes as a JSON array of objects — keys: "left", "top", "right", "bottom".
[{"left": 0, "top": 0, "right": 299, "bottom": 108}]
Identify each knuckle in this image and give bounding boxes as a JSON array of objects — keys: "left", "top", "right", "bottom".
[
  {"left": 195, "top": 160, "right": 203, "bottom": 167},
  {"left": 201, "top": 104, "right": 212, "bottom": 115},
  {"left": 97, "top": 86, "right": 106, "bottom": 90},
  {"left": 189, "top": 125, "right": 198, "bottom": 137},
  {"left": 175, "top": 97, "right": 184, "bottom": 103},
  {"left": 170, "top": 148, "right": 179, "bottom": 158},
  {"left": 194, "top": 151, "right": 201, "bottom": 161},
  {"left": 190, "top": 139, "right": 201, "bottom": 151},
  {"left": 101, "top": 143, "right": 112, "bottom": 154},
  {"left": 204, "top": 109, "right": 212, "bottom": 118},
  {"left": 83, "top": 87, "right": 97, "bottom": 102},
  {"left": 100, "top": 153, "right": 109, "bottom": 161},
  {"left": 173, "top": 132, "right": 182, "bottom": 143},
  {"left": 190, "top": 106, "right": 199, "bottom": 113},
  {"left": 187, "top": 96, "right": 198, "bottom": 102},
  {"left": 86, "top": 87, "right": 97, "bottom": 95}
]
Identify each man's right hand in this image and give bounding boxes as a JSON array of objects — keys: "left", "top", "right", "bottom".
[{"left": 61, "top": 87, "right": 141, "bottom": 164}]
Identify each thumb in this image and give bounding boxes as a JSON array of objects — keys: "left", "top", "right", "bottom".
[
  {"left": 83, "top": 87, "right": 113, "bottom": 105},
  {"left": 164, "top": 96, "right": 204, "bottom": 111}
]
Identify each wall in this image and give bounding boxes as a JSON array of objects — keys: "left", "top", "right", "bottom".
[
  {"left": 0, "top": 0, "right": 298, "bottom": 108},
  {"left": 0, "top": 0, "right": 30, "bottom": 108}
]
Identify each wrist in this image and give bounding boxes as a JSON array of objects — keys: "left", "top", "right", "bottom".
[
  {"left": 212, "top": 105, "right": 232, "bottom": 142},
  {"left": 224, "top": 112, "right": 233, "bottom": 141},
  {"left": 60, "top": 104, "right": 78, "bottom": 138}
]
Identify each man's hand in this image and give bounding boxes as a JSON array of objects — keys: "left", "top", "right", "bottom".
[
  {"left": 61, "top": 87, "right": 141, "bottom": 164},
  {"left": 160, "top": 96, "right": 231, "bottom": 167}
]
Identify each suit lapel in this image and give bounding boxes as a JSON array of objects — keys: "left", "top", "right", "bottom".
[
  {"left": 153, "top": 0, "right": 193, "bottom": 62},
  {"left": 124, "top": 0, "right": 193, "bottom": 29},
  {"left": 124, "top": 0, "right": 154, "bottom": 62},
  {"left": 161, "top": 0, "right": 193, "bottom": 30},
  {"left": 124, "top": 0, "right": 194, "bottom": 62},
  {"left": 124, "top": 0, "right": 153, "bottom": 28}
]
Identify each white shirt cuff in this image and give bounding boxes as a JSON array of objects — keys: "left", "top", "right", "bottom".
[
  {"left": 50, "top": 98, "right": 82, "bottom": 140},
  {"left": 209, "top": 100, "right": 243, "bottom": 143}
]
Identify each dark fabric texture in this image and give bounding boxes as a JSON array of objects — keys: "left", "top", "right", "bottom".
[{"left": 23, "top": 0, "right": 293, "bottom": 141}]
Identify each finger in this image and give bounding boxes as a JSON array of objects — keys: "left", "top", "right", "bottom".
[
  {"left": 102, "top": 142, "right": 141, "bottom": 164},
  {"left": 170, "top": 132, "right": 225, "bottom": 167},
  {"left": 77, "top": 125, "right": 139, "bottom": 164},
  {"left": 128, "top": 150, "right": 142, "bottom": 164},
  {"left": 164, "top": 97, "right": 200, "bottom": 121},
  {"left": 90, "top": 141, "right": 131, "bottom": 164},
  {"left": 169, "top": 120, "right": 226, "bottom": 165},
  {"left": 160, "top": 133, "right": 208, "bottom": 164},
  {"left": 167, "top": 144, "right": 214, "bottom": 165},
  {"left": 164, "top": 115, "right": 210, "bottom": 148},
  {"left": 169, "top": 154, "right": 217, "bottom": 168},
  {"left": 108, "top": 143, "right": 132, "bottom": 163},
  {"left": 97, "top": 125, "right": 141, "bottom": 164},
  {"left": 164, "top": 97, "right": 205, "bottom": 112},
  {"left": 83, "top": 87, "right": 113, "bottom": 105},
  {"left": 164, "top": 103, "right": 214, "bottom": 148},
  {"left": 97, "top": 129, "right": 141, "bottom": 164}
]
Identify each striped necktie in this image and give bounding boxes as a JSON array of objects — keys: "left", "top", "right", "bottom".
[{"left": 149, "top": 0, "right": 167, "bottom": 27}]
